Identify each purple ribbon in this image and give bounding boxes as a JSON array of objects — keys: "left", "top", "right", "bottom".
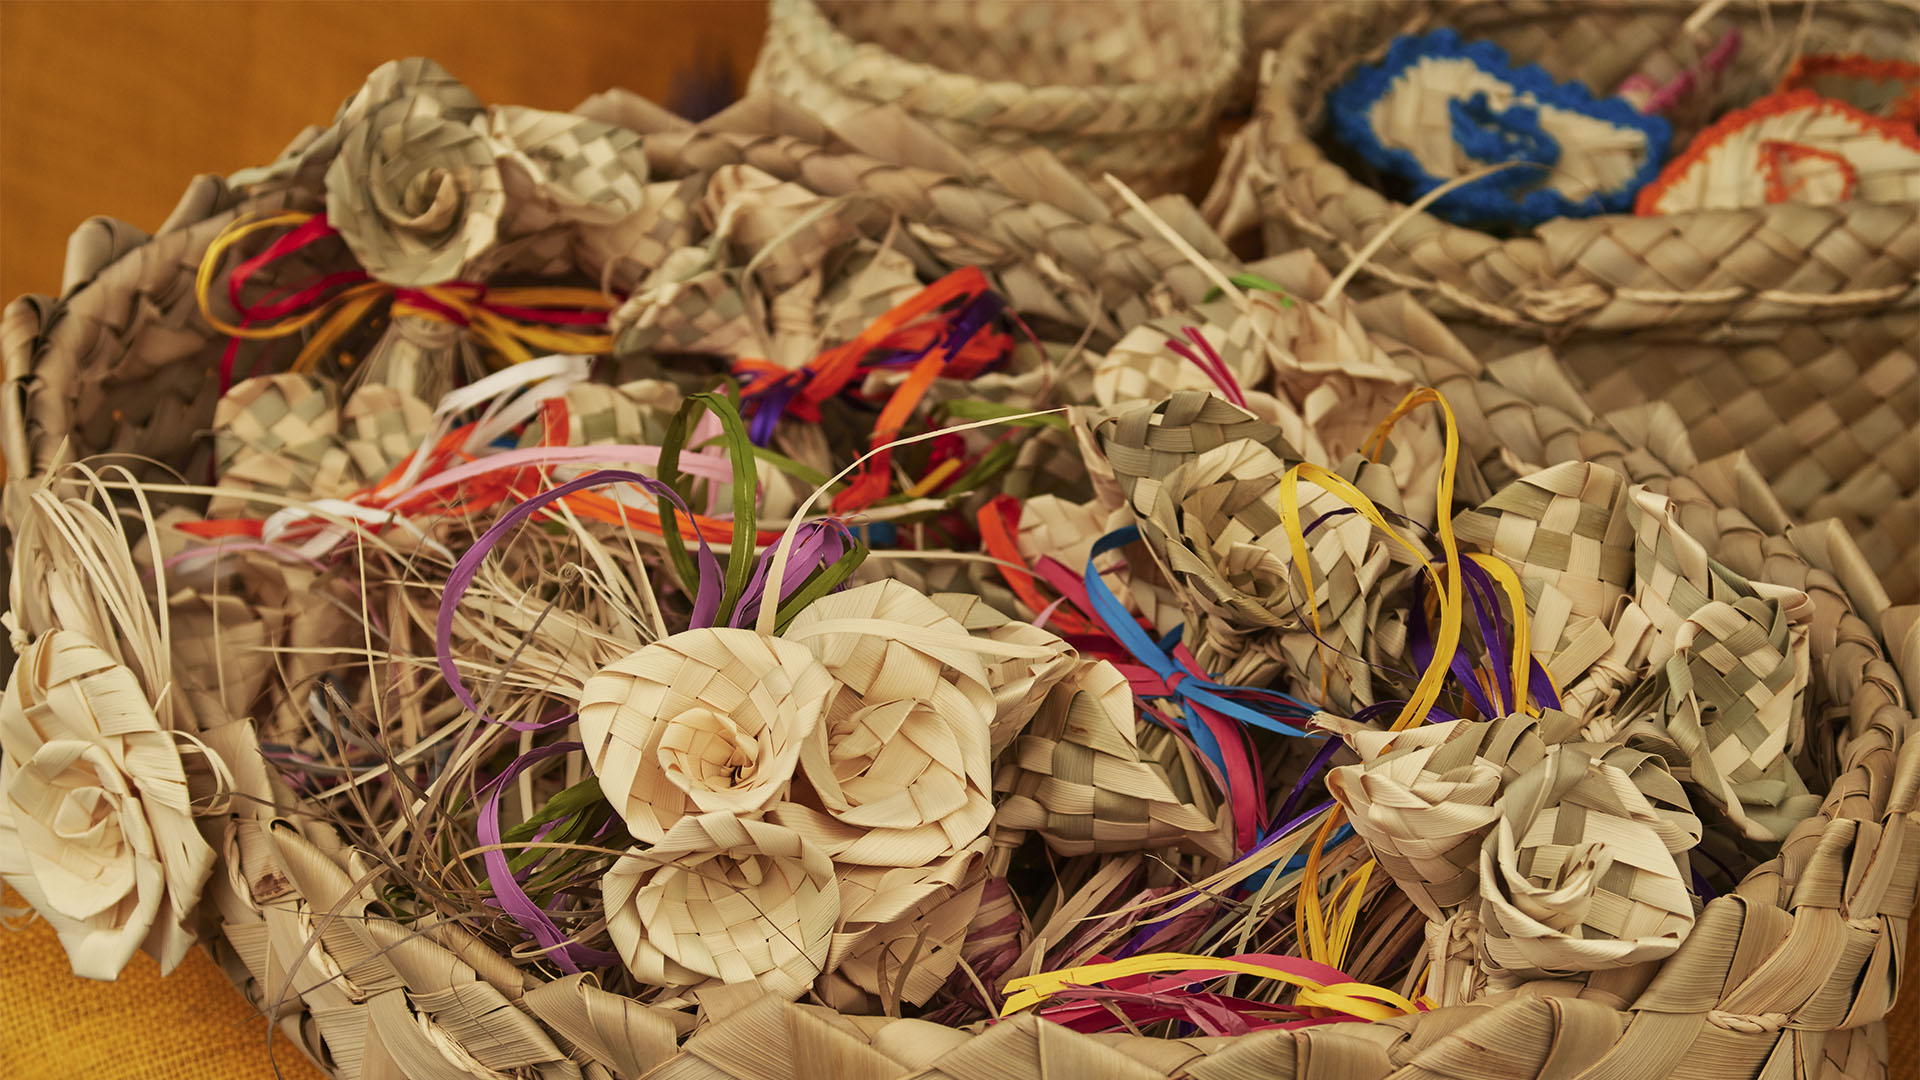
[
  {"left": 437, "top": 470, "right": 725, "bottom": 730},
  {"left": 477, "top": 741, "right": 620, "bottom": 974},
  {"left": 745, "top": 373, "right": 808, "bottom": 446},
  {"left": 729, "top": 519, "right": 857, "bottom": 628}
]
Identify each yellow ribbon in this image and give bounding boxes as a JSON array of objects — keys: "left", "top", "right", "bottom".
[
  {"left": 1278, "top": 387, "right": 1463, "bottom": 730},
  {"left": 1001, "top": 952, "right": 1422, "bottom": 1022},
  {"left": 194, "top": 211, "right": 615, "bottom": 375}
]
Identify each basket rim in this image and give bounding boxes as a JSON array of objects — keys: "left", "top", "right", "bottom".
[{"left": 762, "top": 0, "right": 1247, "bottom": 134}]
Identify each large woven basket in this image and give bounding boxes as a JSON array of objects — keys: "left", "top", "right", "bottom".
[
  {"left": 749, "top": 0, "right": 1245, "bottom": 198},
  {"left": 4, "top": 70, "right": 1917, "bottom": 1080},
  {"left": 1207, "top": 0, "right": 1920, "bottom": 604}
]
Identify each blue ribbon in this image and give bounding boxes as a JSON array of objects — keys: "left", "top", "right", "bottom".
[{"left": 1082, "top": 527, "right": 1317, "bottom": 784}]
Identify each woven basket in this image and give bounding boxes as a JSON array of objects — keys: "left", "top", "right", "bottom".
[
  {"left": 1207, "top": 0, "right": 1920, "bottom": 604},
  {"left": 749, "top": 0, "right": 1245, "bottom": 198},
  {"left": 4, "top": 67, "right": 1917, "bottom": 1080}
]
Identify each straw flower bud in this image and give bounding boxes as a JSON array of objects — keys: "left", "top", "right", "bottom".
[
  {"left": 1477, "top": 745, "right": 1700, "bottom": 982},
  {"left": 579, "top": 629, "right": 836, "bottom": 844},
  {"left": 603, "top": 813, "right": 839, "bottom": 999},
  {"left": 820, "top": 835, "right": 992, "bottom": 1007},
  {"left": 0, "top": 631, "right": 217, "bottom": 979},
  {"left": 774, "top": 581, "right": 999, "bottom": 867},
  {"left": 325, "top": 70, "right": 505, "bottom": 286}
]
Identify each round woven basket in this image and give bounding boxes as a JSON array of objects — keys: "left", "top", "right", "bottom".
[
  {"left": 1208, "top": 0, "right": 1920, "bottom": 604},
  {"left": 749, "top": 0, "right": 1245, "bottom": 198},
  {"left": 4, "top": 70, "right": 1916, "bottom": 1080}
]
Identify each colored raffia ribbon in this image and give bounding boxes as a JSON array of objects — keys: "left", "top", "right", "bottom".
[{"left": 195, "top": 211, "right": 616, "bottom": 392}]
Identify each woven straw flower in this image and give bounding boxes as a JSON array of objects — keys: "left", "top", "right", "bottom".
[
  {"left": 774, "top": 580, "right": 998, "bottom": 867},
  {"left": 578, "top": 629, "right": 837, "bottom": 844},
  {"left": 1611, "top": 488, "right": 1817, "bottom": 842},
  {"left": 819, "top": 834, "right": 992, "bottom": 1007},
  {"left": 1327, "top": 711, "right": 1587, "bottom": 1005},
  {"left": 324, "top": 62, "right": 505, "bottom": 285},
  {"left": 1092, "top": 391, "right": 1419, "bottom": 707},
  {"left": 928, "top": 593, "right": 1076, "bottom": 757},
  {"left": 1477, "top": 744, "right": 1701, "bottom": 982},
  {"left": 603, "top": 813, "right": 840, "bottom": 999},
  {"left": 0, "top": 631, "right": 217, "bottom": 979},
  {"left": 996, "top": 659, "right": 1228, "bottom": 859}
]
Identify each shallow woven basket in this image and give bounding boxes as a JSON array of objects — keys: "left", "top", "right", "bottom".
[
  {"left": 1208, "top": 0, "right": 1920, "bottom": 604},
  {"left": 749, "top": 0, "right": 1245, "bottom": 198},
  {"left": 4, "top": 80, "right": 1918, "bottom": 1080}
]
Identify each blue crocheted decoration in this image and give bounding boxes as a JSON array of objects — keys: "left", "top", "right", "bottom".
[{"left": 1326, "top": 29, "right": 1672, "bottom": 229}]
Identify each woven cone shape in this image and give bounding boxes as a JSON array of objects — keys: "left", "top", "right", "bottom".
[
  {"left": 0, "top": 631, "right": 215, "bottom": 980},
  {"left": 775, "top": 580, "right": 999, "bottom": 867},
  {"left": 996, "top": 659, "right": 1228, "bottom": 859},
  {"left": 579, "top": 628, "right": 837, "bottom": 844},
  {"left": 604, "top": 813, "right": 839, "bottom": 1000},
  {"left": 1602, "top": 487, "right": 1819, "bottom": 842},
  {"left": 209, "top": 375, "right": 433, "bottom": 519},
  {"left": 1452, "top": 460, "right": 1637, "bottom": 698}
]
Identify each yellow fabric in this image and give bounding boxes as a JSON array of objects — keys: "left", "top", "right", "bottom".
[{"left": 0, "top": 890, "right": 323, "bottom": 1080}]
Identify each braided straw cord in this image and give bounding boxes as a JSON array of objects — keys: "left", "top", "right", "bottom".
[
  {"left": 2, "top": 79, "right": 1914, "bottom": 1080},
  {"left": 1211, "top": 0, "right": 1920, "bottom": 603},
  {"left": 751, "top": 0, "right": 1244, "bottom": 197}
]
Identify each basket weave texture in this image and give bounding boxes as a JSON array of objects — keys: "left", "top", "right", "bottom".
[
  {"left": 749, "top": 0, "right": 1245, "bottom": 197},
  {"left": 1206, "top": 0, "right": 1920, "bottom": 604},
  {"left": 1, "top": 67, "right": 1916, "bottom": 1080}
]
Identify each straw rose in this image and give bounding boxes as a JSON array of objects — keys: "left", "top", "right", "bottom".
[
  {"left": 1478, "top": 745, "right": 1700, "bottom": 982},
  {"left": 774, "top": 580, "right": 1001, "bottom": 867},
  {"left": 0, "top": 631, "right": 216, "bottom": 979},
  {"left": 603, "top": 813, "right": 839, "bottom": 999},
  {"left": 578, "top": 629, "right": 836, "bottom": 844},
  {"left": 324, "top": 62, "right": 505, "bottom": 285}
]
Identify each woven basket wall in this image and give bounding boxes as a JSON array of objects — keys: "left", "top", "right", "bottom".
[
  {"left": 3, "top": 84, "right": 1917, "bottom": 1080},
  {"left": 749, "top": 0, "right": 1245, "bottom": 198},
  {"left": 1207, "top": 0, "right": 1920, "bottom": 604}
]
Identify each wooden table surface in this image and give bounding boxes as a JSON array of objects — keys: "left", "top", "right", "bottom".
[{"left": 0, "top": 3, "right": 1914, "bottom": 1079}]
